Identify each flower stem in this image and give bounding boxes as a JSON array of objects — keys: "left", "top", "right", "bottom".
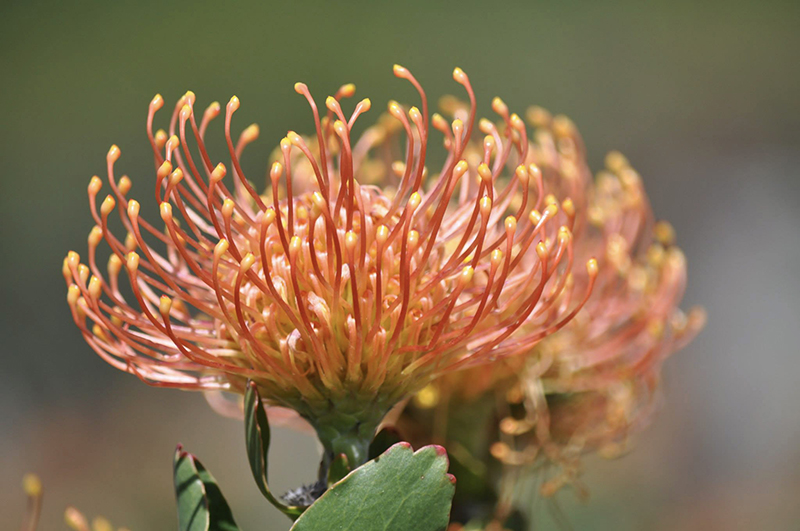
[{"left": 310, "top": 406, "right": 386, "bottom": 485}]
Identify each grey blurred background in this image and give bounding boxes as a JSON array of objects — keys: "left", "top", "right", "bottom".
[{"left": 1, "top": 1, "right": 798, "bottom": 529}]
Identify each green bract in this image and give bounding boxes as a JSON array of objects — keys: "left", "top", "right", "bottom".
[{"left": 173, "top": 446, "right": 240, "bottom": 531}]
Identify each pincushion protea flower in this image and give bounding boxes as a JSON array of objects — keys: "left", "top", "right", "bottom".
[
  {"left": 400, "top": 107, "right": 704, "bottom": 507},
  {"left": 490, "top": 153, "right": 706, "bottom": 496},
  {"left": 63, "top": 66, "right": 596, "bottom": 464}
]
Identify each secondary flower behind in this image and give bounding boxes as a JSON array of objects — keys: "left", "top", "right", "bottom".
[
  {"left": 63, "top": 66, "right": 595, "bottom": 463},
  {"left": 399, "top": 107, "right": 705, "bottom": 510}
]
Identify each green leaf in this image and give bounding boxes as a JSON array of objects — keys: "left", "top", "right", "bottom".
[
  {"left": 173, "top": 446, "right": 240, "bottom": 531},
  {"left": 290, "top": 442, "right": 456, "bottom": 531},
  {"left": 244, "top": 381, "right": 305, "bottom": 518}
]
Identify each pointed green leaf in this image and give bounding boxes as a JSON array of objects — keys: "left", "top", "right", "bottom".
[
  {"left": 290, "top": 443, "right": 456, "bottom": 531},
  {"left": 244, "top": 381, "right": 305, "bottom": 518},
  {"left": 173, "top": 446, "right": 240, "bottom": 531}
]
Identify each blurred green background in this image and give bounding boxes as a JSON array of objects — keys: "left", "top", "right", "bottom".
[{"left": 2, "top": 0, "right": 799, "bottom": 529}]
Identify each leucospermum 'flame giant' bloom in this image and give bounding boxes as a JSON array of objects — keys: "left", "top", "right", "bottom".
[{"left": 63, "top": 66, "right": 596, "bottom": 464}]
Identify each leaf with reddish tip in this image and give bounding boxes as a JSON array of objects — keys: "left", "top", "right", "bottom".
[
  {"left": 290, "top": 442, "right": 456, "bottom": 531},
  {"left": 173, "top": 446, "right": 240, "bottom": 531},
  {"left": 244, "top": 381, "right": 305, "bottom": 519}
]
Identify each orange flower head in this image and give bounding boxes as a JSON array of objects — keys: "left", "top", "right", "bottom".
[{"left": 63, "top": 67, "right": 594, "bottom": 459}]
